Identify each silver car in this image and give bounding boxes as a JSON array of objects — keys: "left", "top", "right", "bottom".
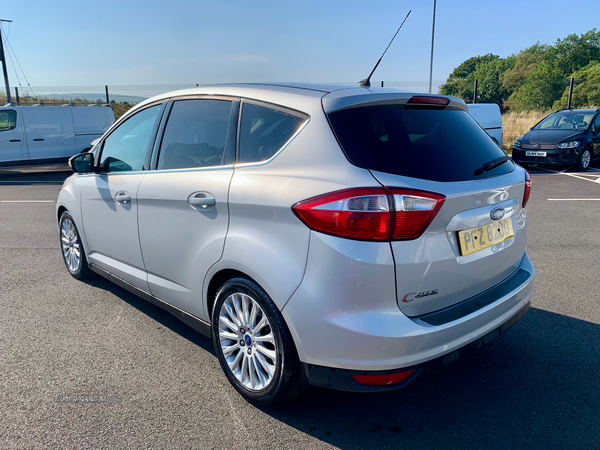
[{"left": 57, "top": 83, "right": 534, "bottom": 405}]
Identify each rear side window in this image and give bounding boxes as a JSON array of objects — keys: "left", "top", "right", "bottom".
[
  {"left": 239, "top": 103, "right": 306, "bottom": 163},
  {"left": 158, "top": 99, "right": 233, "bottom": 170},
  {"left": 0, "top": 110, "right": 16, "bottom": 132},
  {"left": 328, "top": 105, "right": 513, "bottom": 182}
]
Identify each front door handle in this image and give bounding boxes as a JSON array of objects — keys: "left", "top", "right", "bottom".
[
  {"left": 9, "top": 139, "right": 21, "bottom": 142},
  {"left": 188, "top": 192, "right": 216, "bottom": 209},
  {"left": 32, "top": 138, "right": 44, "bottom": 142},
  {"left": 115, "top": 191, "right": 131, "bottom": 204}
]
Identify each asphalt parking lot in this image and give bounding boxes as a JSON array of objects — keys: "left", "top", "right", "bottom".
[{"left": 1, "top": 164, "right": 599, "bottom": 450}]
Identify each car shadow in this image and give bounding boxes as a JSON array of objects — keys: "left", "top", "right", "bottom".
[
  {"left": 0, "top": 166, "right": 72, "bottom": 185},
  {"left": 84, "top": 276, "right": 600, "bottom": 449},
  {"left": 85, "top": 275, "right": 216, "bottom": 356}
]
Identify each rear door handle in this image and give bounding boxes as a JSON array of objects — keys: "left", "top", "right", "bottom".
[
  {"left": 115, "top": 191, "right": 131, "bottom": 204},
  {"left": 188, "top": 192, "right": 216, "bottom": 209},
  {"left": 33, "top": 138, "right": 44, "bottom": 141},
  {"left": 9, "top": 139, "right": 21, "bottom": 142}
]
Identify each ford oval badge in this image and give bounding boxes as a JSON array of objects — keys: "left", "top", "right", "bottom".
[{"left": 490, "top": 207, "right": 505, "bottom": 221}]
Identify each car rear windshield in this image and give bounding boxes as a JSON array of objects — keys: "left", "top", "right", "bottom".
[{"left": 327, "top": 104, "right": 513, "bottom": 182}]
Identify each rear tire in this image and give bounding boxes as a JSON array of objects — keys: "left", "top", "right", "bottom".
[
  {"left": 212, "top": 277, "right": 305, "bottom": 406},
  {"left": 59, "top": 211, "right": 91, "bottom": 280}
]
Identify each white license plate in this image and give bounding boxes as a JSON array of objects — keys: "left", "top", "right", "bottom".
[{"left": 525, "top": 151, "right": 546, "bottom": 157}]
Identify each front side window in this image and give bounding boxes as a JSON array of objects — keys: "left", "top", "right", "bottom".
[
  {"left": 0, "top": 110, "right": 16, "bottom": 132},
  {"left": 157, "top": 99, "right": 233, "bottom": 170},
  {"left": 592, "top": 115, "right": 600, "bottom": 133},
  {"left": 238, "top": 103, "right": 306, "bottom": 164},
  {"left": 99, "top": 105, "right": 162, "bottom": 172}
]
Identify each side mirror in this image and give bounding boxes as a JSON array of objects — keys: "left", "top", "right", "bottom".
[{"left": 69, "top": 152, "right": 94, "bottom": 173}]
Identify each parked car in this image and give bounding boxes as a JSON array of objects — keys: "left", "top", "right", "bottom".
[
  {"left": 57, "top": 83, "right": 534, "bottom": 405},
  {"left": 0, "top": 105, "right": 114, "bottom": 167},
  {"left": 512, "top": 108, "right": 600, "bottom": 170},
  {"left": 467, "top": 103, "right": 503, "bottom": 147}
]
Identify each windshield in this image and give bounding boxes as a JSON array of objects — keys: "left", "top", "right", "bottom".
[
  {"left": 327, "top": 105, "right": 513, "bottom": 182},
  {"left": 534, "top": 112, "right": 594, "bottom": 131}
]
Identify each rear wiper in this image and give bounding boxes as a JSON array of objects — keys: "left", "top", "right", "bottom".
[{"left": 474, "top": 155, "right": 510, "bottom": 176}]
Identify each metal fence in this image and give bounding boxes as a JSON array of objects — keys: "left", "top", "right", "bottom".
[{"left": 0, "top": 81, "right": 446, "bottom": 106}]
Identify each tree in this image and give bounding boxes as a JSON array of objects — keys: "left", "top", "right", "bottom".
[
  {"left": 506, "top": 62, "right": 566, "bottom": 111},
  {"left": 472, "top": 55, "right": 516, "bottom": 108},
  {"left": 550, "top": 29, "right": 600, "bottom": 77},
  {"left": 439, "top": 54, "right": 500, "bottom": 101},
  {"left": 553, "top": 61, "right": 600, "bottom": 109}
]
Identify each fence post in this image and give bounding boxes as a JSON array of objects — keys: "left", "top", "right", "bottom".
[
  {"left": 381, "top": 81, "right": 384, "bottom": 87},
  {"left": 105, "top": 85, "right": 110, "bottom": 104},
  {"left": 567, "top": 77, "right": 574, "bottom": 109},
  {"left": 14, "top": 87, "right": 19, "bottom": 105},
  {"left": 473, "top": 79, "right": 478, "bottom": 104}
]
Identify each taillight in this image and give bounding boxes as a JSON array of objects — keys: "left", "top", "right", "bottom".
[
  {"left": 523, "top": 171, "right": 531, "bottom": 207},
  {"left": 389, "top": 188, "right": 446, "bottom": 240},
  {"left": 292, "top": 188, "right": 391, "bottom": 241},
  {"left": 407, "top": 95, "right": 450, "bottom": 106},
  {"left": 292, "top": 187, "right": 445, "bottom": 241}
]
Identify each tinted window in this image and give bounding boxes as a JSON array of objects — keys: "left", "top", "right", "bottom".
[
  {"left": 158, "top": 99, "right": 232, "bottom": 170},
  {"left": 99, "top": 105, "right": 161, "bottom": 172},
  {"left": 0, "top": 110, "right": 16, "bottom": 132},
  {"left": 592, "top": 115, "right": 600, "bottom": 133},
  {"left": 328, "top": 105, "right": 513, "bottom": 182},
  {"left": 239, "top": 103, "right": 305, "bottom": 163}
]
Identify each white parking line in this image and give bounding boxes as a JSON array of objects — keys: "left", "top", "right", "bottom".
[
  {"left": 565, "top": 173, "right": 600, "bottom": 184},
  {"left": 547, "top": 199, "right": 600, "bottom": 201},
  {"left": 0, "top": 200, "right": 55, "bottom": 203}
]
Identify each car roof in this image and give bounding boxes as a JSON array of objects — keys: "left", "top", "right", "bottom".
[
  {"left": 554, "top": 109, "right": 599, "bottom": 114},
  {"left": 129, "top": 82, "right": 467, "bottom": 119}
]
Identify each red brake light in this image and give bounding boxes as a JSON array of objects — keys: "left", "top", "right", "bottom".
[
  {"left": 292, "top": 187, "right": 445, "bottom": 241},
  {"left": 351, "top": 369, "right": 416, "bottom": 386},
  {"left": 389, "top": 188, "right": 446, "bottom": 240},
  {"left": 523, "top": 171, "right": 531, "bottom": 207},
  {"left": 292, "top": 188, "right": 391, "bottom": 241},
  {"left": 407, "top": 95, "right": 450, "bottom": 106}
]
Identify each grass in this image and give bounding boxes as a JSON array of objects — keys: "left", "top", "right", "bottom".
[{"left": 501, "top": 110, "right": 550, "bottom": 154}]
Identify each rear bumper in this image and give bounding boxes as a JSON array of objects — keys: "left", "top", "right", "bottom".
[
  {"left": 302, "top": 300, "right": 530, "bottom": 392},
  {"left": 283, "top": 230, "right": 535, "bottom": 384},
  {"left": 512, "top": 147, "right": 578, "bottom": 166}
]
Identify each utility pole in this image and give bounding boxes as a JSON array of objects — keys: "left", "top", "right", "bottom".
[
  {"left": 0, "top": 19, "right": 12, "bottom": 105},
  {"left": 428, "top": 0, "right": 437, "bottom": 94}
]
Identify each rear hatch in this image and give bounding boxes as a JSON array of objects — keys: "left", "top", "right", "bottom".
[{"left": 324, "top": 92, "right": 529, "bottom": 317}]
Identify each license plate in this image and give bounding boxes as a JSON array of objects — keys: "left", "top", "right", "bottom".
[
  {"left": 458, "top": 218, "right": 514, "bottom": 256},
  {"left": 525, "top": 151, "right": 546, "bottom": 157}
]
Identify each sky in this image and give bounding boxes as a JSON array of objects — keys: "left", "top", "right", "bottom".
[{"left": 1, "top": 0, "right": 599, "bottom": 88}]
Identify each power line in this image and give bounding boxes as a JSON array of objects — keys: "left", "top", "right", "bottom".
[{"left": 0, "top": 23, "right": 35, "bottom": 97}]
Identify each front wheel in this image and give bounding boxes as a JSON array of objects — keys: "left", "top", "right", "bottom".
[
  {"left": 59, "top": 211, "right": 91, "bottom": 279},
  {"left": 577, "top": 148, "right": 592, "bottom": 171},
  {"left": 212, "top": 277, "right": 305, "bottom": 406}
]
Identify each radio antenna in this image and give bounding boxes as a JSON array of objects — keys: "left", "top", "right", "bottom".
[{"left": 358, "top": 10, "right": 411, "bottom": 88}]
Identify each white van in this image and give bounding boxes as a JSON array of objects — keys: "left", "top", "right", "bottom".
[
  {"left": 467, "top": 103, "right": 503, "bottom": 147},
  {"left": 0, "top": 105, "right": 115, "bottom": 167}
]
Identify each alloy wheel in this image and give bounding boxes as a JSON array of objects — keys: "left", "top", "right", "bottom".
[
  {"left": 61, "top": 217, "right": 81, "bottom": 274},
  {"left": 218, "top": 292, "right": 278, "bottom": 391}
]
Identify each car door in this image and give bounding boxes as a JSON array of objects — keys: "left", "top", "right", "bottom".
[
  {"left": 0, "top": 109, "right": 26, "bottom": 165},
  {"left": 137, "top": 97, "right": 237, "bottom": 319},
  {"left": 80, "top": 103, "right": 164, "bottom": 291},
  {"left": 21, "top": 108, "right": 77, "bottom": 163}
]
